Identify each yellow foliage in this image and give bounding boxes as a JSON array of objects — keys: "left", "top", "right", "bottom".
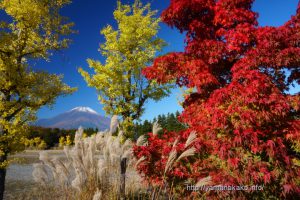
[
  {"left": 0, "top": 160, "right": 9, "bottom": 169},
  {"left": 0, "top": 0, "right": 75, "bottom": 166},
  {"left": 79, "top": 0, "right": 173, "bottom": 136},
  {"left": 65, "top": 135, "right": 72, "bottom": 146},
  {"left": 59, "top": 136, "right": 66, "bottom": 147},
  {"left": 59, "top": 135, "right": 73, "bottom": 147},
  {"left": 23, "top": 137, "right": 47, "bottom": 150}
]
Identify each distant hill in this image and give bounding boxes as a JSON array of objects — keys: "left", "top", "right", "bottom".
[{"left": 35, "top": 107, "right": 110, "bottom": 130}]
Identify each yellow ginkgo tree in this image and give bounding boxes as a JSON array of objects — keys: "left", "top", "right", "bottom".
[
  {"left": 79, "top": 0, "right": 173, "bottom": 136},
  {"left": 0, "top": 0, "right": 75, "bottom": 198}
]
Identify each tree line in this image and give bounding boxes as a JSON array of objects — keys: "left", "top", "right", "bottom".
[
  {"left": 26, "top": 126, "right": 99, "bottom": 149},
  {"left": 134, "top": 111, "right": 187, "bottom": 137},
  {"left": 26, "top": 111, "right": 186, "bottom": 148}
]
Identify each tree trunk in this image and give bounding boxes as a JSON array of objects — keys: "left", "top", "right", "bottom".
[
  {"left": 119, "top": 158, "right": 127, "bottom": 200},
  {"left": 0, "top": 125, "right": 7, "bottom": 200},
  {"left": 0, "top": 155, "right": 7, "bottom": 200}
]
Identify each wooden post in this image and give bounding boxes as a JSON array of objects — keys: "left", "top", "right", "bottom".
[{"left": 120, "top": 158, "right": 127, "bottom": 200}]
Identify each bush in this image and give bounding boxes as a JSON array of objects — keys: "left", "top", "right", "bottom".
[
  {"left": 134, "top": 129, "right": 211, "bottom": 199},
  {"left": 23, "top": 137, "right": 47, "bottom": 150}
]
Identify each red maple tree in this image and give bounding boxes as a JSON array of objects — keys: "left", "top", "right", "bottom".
[{"left": 134, "top": 0, "right": 300, "bottom": 199}]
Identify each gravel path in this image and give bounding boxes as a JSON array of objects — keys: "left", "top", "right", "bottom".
[
  {"left": 4, "top": 150, "right": 65, "bottom": 200},
  {"left": 6, "top": 164, "right": 34, "bottom": 182},
  {"left": 6, "top": 150, "right": 65, "bottom": 182}
]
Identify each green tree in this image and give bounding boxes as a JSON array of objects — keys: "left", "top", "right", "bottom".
[
  {"left": 142, "top": 120, "right": 152, "bottom": 135},
  {"left": 166, "top": 112, "right": 187, "bottom": 131},
  {"left": 157, "top": 114, "right": 167, "bottom": 128},
  {"left": 79, "top": 0, "right": 172, "bottom": 136},
  {"left": 165, "top": 113, "right": 175, "bottom": 131},
  {"left": 134, "top": 112, "right": 187, "bottom": 137},
  {"left": 0, "top": 0, "right": 75, "bottom": 198}
]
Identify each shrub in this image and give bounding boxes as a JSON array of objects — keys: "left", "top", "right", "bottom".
[
  {"left": 134, "top": 129, "right": 211, "bottom": 199},
  {"left": 23, "top": 137, "right": 47, "bottom": 150},
  {"left": 58, "top": 135, "right": 73, "bottom": 148}
]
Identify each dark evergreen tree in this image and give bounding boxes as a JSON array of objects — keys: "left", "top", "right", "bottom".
[{"left": 133, "top": 111, "right": 187, "bottom": 138}]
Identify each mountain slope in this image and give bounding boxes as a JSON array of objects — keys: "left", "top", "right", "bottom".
[{"left": 35, "top": 107, "right": 110, "bottom": 130}]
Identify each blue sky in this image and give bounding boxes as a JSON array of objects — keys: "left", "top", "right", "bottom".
[{"left": 36, "top": 0, "right": 299, "bottom": 121}]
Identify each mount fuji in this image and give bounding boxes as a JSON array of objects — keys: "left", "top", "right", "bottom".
[{"left": 35, "top": 107, "right": 110, "bottom": 130}]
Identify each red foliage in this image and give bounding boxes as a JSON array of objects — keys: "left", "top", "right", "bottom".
[{"left": 135, "top": 0, "right": 300, "bottom": 199}]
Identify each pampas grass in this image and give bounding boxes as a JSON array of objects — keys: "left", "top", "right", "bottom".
[
  {"left": 136, "top": 135, "right": 147, "bottom": 146},
  {"left": 164, "top": 133, "right": 199, "bottom": 174},
  {"left": 153, "top": 131, "right": 211, "bottom": 200},
  {"left": 176, "top": 147, "right": 196, "bottom": 162},
  {"left": 31, "top": 121, "right": 210, "bottom": 200},
  {"left": 32, "top": 117, "right": 144, "bottom": 200},
  {"left": 152, "top": 121, "right": 162, "bottom": 136},
  {"left": 109, "top": 115, "right": 119, "bottom": 134},
  {"left": 32, "top": 163, "right": 48, "bottom": 186},
  {"left": 185, "top": 131, "right": 197, "bottom": 148},
  {"left": 164, "top": 149, "right": 177, "bottom": 175},
  {"left": 196, "top": 176, "right": 212, "bottom": 187},
  {"left": 135, "top": 156, "right": 146, "bottom": 168},
  {"left": 172, "top": 137, "right": 179, "bottom": 148}
]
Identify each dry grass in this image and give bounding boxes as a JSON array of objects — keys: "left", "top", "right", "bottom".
[{"left": 32, "top": 116, "right": 146, "bottom": 200}]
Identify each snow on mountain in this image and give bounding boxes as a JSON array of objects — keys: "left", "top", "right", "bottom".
[
  {"left": 70, "top": 107, "right": 99, "bottom": 114},
  {"left": 35, "top": 107, "right": 110, "bottom": 130}
]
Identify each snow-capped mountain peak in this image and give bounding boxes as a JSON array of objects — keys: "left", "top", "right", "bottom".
[
  {"left": 35, "top": 106, "right": 110, "bottom": 130},
  {"left": 70, "top": 107, "right": 98, "bottom": 114}
]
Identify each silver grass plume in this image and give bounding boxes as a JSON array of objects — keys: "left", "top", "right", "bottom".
[
  {"left": 122, "top": 139, "right": 132, "bottom": 152},
  {"left": 97, "top": 159, "right": 107, "bottom": 181},
  {"left": 136, "top": 135, "right": 147, "bottom": 146},
  {"left": 39, "top": 151, "right": 51, "bottom": 165},
  {"left": 64, "top": 146, "right": 71, "bottom": 161},
  {"left": 32, "top": 116, "right": 142, "bottom": 197},
  {"left": 164, "top": 137, "right": 180, "bottom": 174},
  {"left": 185, "top": 131, "right": 197, "bottom": 148},
  {"left": 122, "top": 149, "right": 133, "bottom": 160},
  {"left": 176, "top": 147, "right": 196, "bottom": 162},
  {"left": 172, "top": 137, "right": 179, "bottom": 148},
  {"left": 152, "top": 121, "right": 162, "bottom": 136},
  {"left": 71, "top": 171, "right": 85, "bottom": 192},
  {"left": 51, "top": 157, "right": 70, "bottom": 185},
  {"left": 164, "top": 149, "right": 177, "bottom": 175},
  {"left": 95, "top": 132, "right": 105, "bottom": 144},
  {"left": 74, "top": 126, "right": 83, "bottom": 146},
  {"left": 195, "top": 176, "right": 212, "bottom": 187},
  {"left": 135, "top": 156, "right": 146, "bottom": 168},
  {"left": 32, "top": 163, "right": 49, "bottom": 186},
  {"left": 110, "top": 115, "right": 119, "bottom": 134}
]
